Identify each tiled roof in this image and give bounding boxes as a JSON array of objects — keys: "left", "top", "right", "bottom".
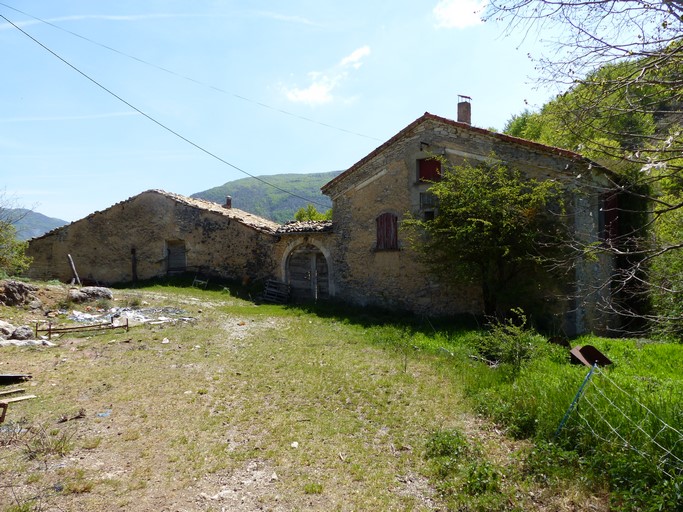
[
  {"left": 321, "top": 112, "right": 605, "bottom": 195},
  {"left": 150, "top": 190, "right": 281, "bottom": 233},
  {"left": 29, "top": 189, "right": 282, "bottom": 240},
  {"left": 276, "top": 220, "right": 333, "bottom": 234}
]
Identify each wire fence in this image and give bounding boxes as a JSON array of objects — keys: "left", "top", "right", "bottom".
[{"left": 563, "top": 365, "right": 683, "bottom": 479}]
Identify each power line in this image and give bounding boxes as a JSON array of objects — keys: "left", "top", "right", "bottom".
[
  {"left": 0, "top": 13, "right": 329, "bottom": 209},
  {"left": 0, "top": 2, "right": 383, "bottom": 143}
]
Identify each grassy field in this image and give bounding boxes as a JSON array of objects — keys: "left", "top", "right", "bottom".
[{"left": 0, "top": 281, "right": 679, "bottom": 511}]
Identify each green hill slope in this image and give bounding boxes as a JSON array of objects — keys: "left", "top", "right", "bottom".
[
  {"left": 192, "top": 171, "right": 341, "bottom": 223},
  {"left": 5, "top": 208, "right": 68, "bottom": 240}
]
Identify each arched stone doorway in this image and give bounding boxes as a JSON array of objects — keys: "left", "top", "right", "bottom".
[{"left": 286, "top": 243, "right": 330, "bottom": 301}]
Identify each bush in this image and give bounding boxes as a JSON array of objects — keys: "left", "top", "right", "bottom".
[{"left": 470, "top": 309, "right": 549, "bottom": 373}]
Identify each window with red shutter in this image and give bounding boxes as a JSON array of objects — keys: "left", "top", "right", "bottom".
[
  {"left": 417, "top": 158, "right": 441, "bottom": 182},
  {"left": 376, "top": 212, "right": 398, "bottom": 250}
]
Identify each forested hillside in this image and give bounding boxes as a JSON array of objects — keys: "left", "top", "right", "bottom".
[
  {"left": 192, "top": 171, "right": 340, "bottom": 223},
  {"left": 6, "top": 208, "right": 67, "bottom": 241}
]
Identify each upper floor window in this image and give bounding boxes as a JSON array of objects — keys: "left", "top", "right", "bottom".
[
  {"left": 599, "top": 193, "right": 619, "bottom": 242},
  {"left": 417, "top": 158, "right": 441, "bottom": 182},
  {"left": 376, "top": 212, "right": 398, "bottom": 251}
]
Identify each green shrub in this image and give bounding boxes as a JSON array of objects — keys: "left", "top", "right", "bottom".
[{"left": 470, "top": 309, "right": 549, "bottom": 373}]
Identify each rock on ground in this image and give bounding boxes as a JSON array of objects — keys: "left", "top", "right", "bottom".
[
  {"left": 0, "top": 280, "right": 38, "bottom": 306},
  {"left": 68, "top": 287, "right": 114, "bottom": 303}
]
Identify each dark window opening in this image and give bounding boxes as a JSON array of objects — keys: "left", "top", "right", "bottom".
[
  {"left": 423, "top": 210, "right": 435, "bottom": 221},
  {"left": 599, "top": 193, "right": 619, "bottom": 242},
  {"left": 418, "top": 158, "right": 441, "bottom": 182},
  {"left": 376, "top": 212, "right": 398, "bottom": 250},
  {"left": 420, "top": 192, "right": 438, "bottom": 210}
]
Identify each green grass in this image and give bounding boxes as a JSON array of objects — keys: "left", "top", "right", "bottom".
[{"left": 2, "top": 281, "right": 681, "bottom": 510}]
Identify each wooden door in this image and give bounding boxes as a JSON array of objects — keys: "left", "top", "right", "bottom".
[
  {"left": 166, "top": 240, "right": 187, "bottom": 273},
  {"left": 287, "top": 244, "right": 329, "bottom": 301}
]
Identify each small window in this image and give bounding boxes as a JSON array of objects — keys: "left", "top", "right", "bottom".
[
  {"left": 376, "top": 212, "right": 398, "bottom": 251},
  {"left": 420, "top": 192, "right": 438, "bottom": 210},
  {"left": 423, "top": 211, "right": 435, "bottom": 221},
  {"left": 417, "top": 158, "right": 441, "bottom": 182}
]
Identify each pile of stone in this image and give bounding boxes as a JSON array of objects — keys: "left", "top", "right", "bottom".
[
  {"left": 0, "top": 319, "right": 54, "bottom": 347},
  {"left": 0, "top": 280, "right": 38, "bottom": 307}
]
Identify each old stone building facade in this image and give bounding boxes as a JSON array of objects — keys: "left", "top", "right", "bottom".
[
  {"left": 26, "top": 190, "right": 282, "bottom": 285},
  {"left": 26, "top": 109, "right": 617, "bottom": 336}
]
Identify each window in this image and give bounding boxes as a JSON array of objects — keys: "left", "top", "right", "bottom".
[
  {"left": 420, "top": 192, "right": 438, "bottom": 210},
  {"left": 420, "top": 192, "right": 438, "bottom": 221},
  {"left": 599, "top": 193, "right": 619, "bottom": 242},
  {"left": 417, "top": 158, "right": 441, "bottom": 182},
  {"left": 376, "top": 212, "right": 398, "bottom": 250}
]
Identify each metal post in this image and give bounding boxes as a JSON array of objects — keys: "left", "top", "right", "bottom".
[{"left": 555, "top": 363, "right": 597, "bottom": 439}]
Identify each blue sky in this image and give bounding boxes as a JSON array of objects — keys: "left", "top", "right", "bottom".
[{"left": 1, "top": 1, "right": 557, "bottom": 222}]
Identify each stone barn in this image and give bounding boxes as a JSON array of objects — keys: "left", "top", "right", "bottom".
[{"left": 26, "top": 190, "right": 282, "bottom": 285}]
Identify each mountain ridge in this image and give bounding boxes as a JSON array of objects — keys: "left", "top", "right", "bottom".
[{"left": 191, "top": 170, "right": 341, "bottom": 223}]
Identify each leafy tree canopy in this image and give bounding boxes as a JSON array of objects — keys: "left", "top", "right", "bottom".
[
  {"left": 0, "top": 219, "right": 31, "bottom": 277},
  {"left": 294, "top": 204, "right": 332, "bottom": 222},
  {"left": 405, "top": 158, "right": 567, "bottom": 318},
  {"left": 493, "top": 4, "right": 683, "bottom": 337}
]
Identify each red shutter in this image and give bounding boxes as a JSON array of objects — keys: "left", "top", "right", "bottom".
[
  {"left": 376, "top": 213, "right": 398, "bottom": 250},
  {"left": 418, "top": 159, "right": 441, "bottom": 182}
]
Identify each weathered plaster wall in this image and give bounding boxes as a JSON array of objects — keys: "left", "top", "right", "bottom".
[{"left": 26, "top": 191, "right": 279, "bottom": 285}]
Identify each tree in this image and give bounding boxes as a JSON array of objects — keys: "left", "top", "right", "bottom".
[
  {"left": 294, "top": 204, "right": 332, "bottom": 222},
  {"left": 0, "top": 203, "right": 32, "bottom": 277},
  {"left": 488, "top": 0, "right": 683, "bottom": 337},
  {"left": 404, "top": 158, "right": 567, "bottom": 319}
]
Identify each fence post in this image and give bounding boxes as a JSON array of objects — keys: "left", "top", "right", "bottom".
[{"left": 555, "top": 363, "right": 597, "bottom": 439}]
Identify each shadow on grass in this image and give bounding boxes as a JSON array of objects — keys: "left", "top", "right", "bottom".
[{"left": 112, "top": 274, "right": 482, "bottom": 336}]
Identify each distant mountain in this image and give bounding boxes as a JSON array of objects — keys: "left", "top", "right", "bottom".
[
  {"left": 4, "top": 208, "right": 68, "bottom": 241},
  {"left": 192, "top": 171, "right": 342, "bottom": 223}
]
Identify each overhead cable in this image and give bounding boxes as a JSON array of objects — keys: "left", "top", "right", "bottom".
[
  {"left": 0, "top": 13, "right": 329, "bottom": 209},
  {"left": 0, "top": 2, "right": 382, "bottom": 143}
]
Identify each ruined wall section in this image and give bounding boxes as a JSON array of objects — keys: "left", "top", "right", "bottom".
[{"left": 26, "top": 191, "right": 279, "bottom": 285}]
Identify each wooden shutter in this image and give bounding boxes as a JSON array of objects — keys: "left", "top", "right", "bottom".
[
  {"left": 418, "top": 159, "right": 441, "bottom": 182},
  {"left": 376, "top": 213, "right": 398, "bottom": 250}
]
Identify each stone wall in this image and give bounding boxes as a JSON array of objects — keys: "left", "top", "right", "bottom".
[
  {"left": 26, "top": 191, "right": 280, "bottom": 285},
  {"left": 326, "top": 122, "right": 483, "bottom": 316},
  {"left": 324, "top": 115, "right": 617, "bottom": 332}
]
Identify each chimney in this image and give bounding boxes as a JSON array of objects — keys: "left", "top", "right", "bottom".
[
  {"left": 457, "top": 95, "right": 471, "bottom": 125},
  {"left": 224, "top": 195, "right": 232, "bottom": 209}
]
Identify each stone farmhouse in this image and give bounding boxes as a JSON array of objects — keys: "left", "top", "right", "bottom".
[{"left": 26, "top": 103, "right": 618, "bottom": 336}]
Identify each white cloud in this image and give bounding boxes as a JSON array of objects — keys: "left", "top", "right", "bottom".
[
  {"left": 340, "top": 46, "right": 371, "bottom": 69},
  {"left": 433, "top": 0, "right": 487, "bottom": 29},
  {"left": 283, "top": 46, "right": 371, "bottom": 106},
  {"left": 285, "top": 73, "right": 336, "bottom": 106}
]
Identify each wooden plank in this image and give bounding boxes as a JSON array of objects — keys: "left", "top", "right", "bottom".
[
  {"left": 0, "top": 388, "right": 25, "bottom": 397},
  {"left": 0, "top": 395, "right": 37, "bottom": 405}
]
